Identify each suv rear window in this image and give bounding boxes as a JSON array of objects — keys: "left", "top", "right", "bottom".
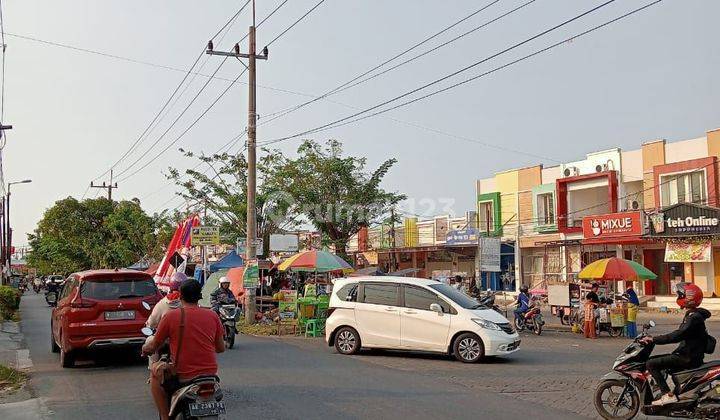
[
  {"left": 334, "top": 283, "right": 358, "bottom": 302},
  {"left": 81, "top": 277, "right": 157, "bottom": 300}
]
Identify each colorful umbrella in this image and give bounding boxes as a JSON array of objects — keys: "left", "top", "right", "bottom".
[
  {"left": 578, "top": 257, "right": 657, "bottom": 281},
  {"left": 278, "top": 250, "right": 353, "bottom": 273}
]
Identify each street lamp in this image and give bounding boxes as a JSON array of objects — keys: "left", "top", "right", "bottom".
[{"left": 5, "top": 179, "right": 32, "bottom": 281}]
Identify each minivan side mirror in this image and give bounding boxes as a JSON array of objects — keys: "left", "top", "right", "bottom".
[{"left": 429, "top": 303, "right": 443, "bottom": 314}]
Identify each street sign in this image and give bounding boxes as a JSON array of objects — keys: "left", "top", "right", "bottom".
[
  {"left": 269, "top": 234, "right": 299, "bottom": 252},
  {"left": 236, "top": 237, "right": 263, "bottom": 257},
  {"left": 479, "top": 237, "right": 501, "bottom": 272},
  {"left": 191, "top": 226, "right": 220, "bottom": 246}
]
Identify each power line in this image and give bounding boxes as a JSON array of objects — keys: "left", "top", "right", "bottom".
[
  {"left": 113, "top": 57, "right": 231, "bottom": 178},
  {"left": 264, "top": 0, "right": 326, "bottom": 48},
  {"left": 261, "top": 0, "right": 504, "bottom": 122},
  {"left": 91, "top": 0, "right": 252, "bottom": 182},
  {"left": 271, "top": 0, "right": 664, "bottom": 146},
  {"left": 258, "top": 0, "right": 631, "bottom": 146},
  {"left": 117, "top": 68, "right": 248, "bottom": 182}
]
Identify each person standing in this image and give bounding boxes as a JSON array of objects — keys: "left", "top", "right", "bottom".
[
  {"left": 584, "top": 283, "right": 601, "bottom": 339},
  {"left": 625, "top": 284, "right": 640, "bottom": 338}
]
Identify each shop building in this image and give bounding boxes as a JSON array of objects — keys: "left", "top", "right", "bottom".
[{"left": 478, "top": 126, "right": 720, "bottom": 296}]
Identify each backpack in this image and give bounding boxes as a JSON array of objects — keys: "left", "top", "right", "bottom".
[{"left": 706, "top": 332, "right": 717, "bottom": 354}]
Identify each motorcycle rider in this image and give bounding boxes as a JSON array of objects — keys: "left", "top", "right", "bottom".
[
  {"left": 514, "top": 286, "right": 531, "bottom": 323},
  {"left": 142, "top": 279, "right": 225, "bottom": 420},
  {"left": 210, "top": 276, "right": 237, "bottom": 314},
  {"left": 639, "top": 282, "right": 711, "bottom": 406},
  {"left": 144, "top": 273, "right": 186, "bottom": 368}
]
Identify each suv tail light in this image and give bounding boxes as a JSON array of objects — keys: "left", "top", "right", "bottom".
[{"left": 70, "top": 298, "right": 96, "bottom": 309}]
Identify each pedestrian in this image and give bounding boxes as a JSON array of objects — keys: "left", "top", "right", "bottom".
[
  {"left": 625, "top": 283, "right": 640, "bottom": 338},
  {"left": 584, "top": 283, "right": 600, "bottom": 339}
]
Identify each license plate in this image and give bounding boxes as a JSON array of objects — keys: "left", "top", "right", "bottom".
[
  {"left": 188, "top": 401, "right": 226, "bottom": 416},
  {"left": 104, "top": 310, "right": 135, "bottom": 320}
]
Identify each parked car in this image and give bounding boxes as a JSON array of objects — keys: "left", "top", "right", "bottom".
[
  {"left": 326, "top": 276, "right": 520, "bottom": 363},
  {"left": 50, "top": 269, "right": 163, "bottom": 368}
]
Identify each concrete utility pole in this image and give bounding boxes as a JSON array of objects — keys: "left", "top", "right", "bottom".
[
  {"left": 389, "top": 208, "right": 396, "bottom": 272},
  {"left": 90, "top": 169, "right": 118, "bottom": 200},
  {"left": 207, "top": 1, "right": 268, "bottom": 324}
]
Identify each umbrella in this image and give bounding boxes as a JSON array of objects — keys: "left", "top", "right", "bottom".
[
  {"left": 578, "top": 257, "right": 657, "bottom": 281},
  {"left": 278, "top": 250, "right": 353, "bottom": 273},
  {"left": 199, "top": 269, "right": 229, "bottom": 308},
  {"left": 227, "top": 267, "right": 245, "bottom": 299}
]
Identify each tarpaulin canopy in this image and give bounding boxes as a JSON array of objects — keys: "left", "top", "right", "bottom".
[
  {"left": 199, "top": 269, "right": 228, "bottom": 308},
  {"left": 128, "top": 258, "right": 152, "bottom": 271},
  {"left": 209, "top": 250, "right": 244, "bottom": 272}
]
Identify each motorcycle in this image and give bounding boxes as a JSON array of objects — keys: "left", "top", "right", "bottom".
[
  {"left": 218, "top": 303, "right": 240, "bottom": 349},
  {"left": 594, "top": 321, "right": 720, "bottom": 419},
  {"left": 141, "top": 327, "right": 226, "bottom": 419},
  {"left": 514, "top": 298, "right": 544, "bottom": 335},
  {"left": 477, "top": 290, "right": 502, "bottom": 314},
  {"left": 45, "top": 290, "right": 58, "bottom": 306},
  {"left": 33, "top": 282, "right": 42, "bottom": 294}
]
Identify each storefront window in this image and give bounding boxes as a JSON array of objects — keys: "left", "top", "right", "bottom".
[
  {"left": 537, "top": 193, "right": 555, "bottom": 225},
  {"left": 660, "top": 170, "right": 706, "bottom": 206}
]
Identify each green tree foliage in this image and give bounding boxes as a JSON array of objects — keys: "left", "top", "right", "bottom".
[
  {"left": 27, "top": 197, "right": 172, "bottom": 275},
  {"left": 269, "top": 139, "right": 405, "bottom": 258},
  {"left": 165, "top": 150, "right": 295, "bottom": 255}
]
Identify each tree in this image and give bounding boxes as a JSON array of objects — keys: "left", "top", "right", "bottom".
[
  {"left": 165, "top": 149, "right": 295, "bottom": 255},
  {"left": 27, "top": 197, "right": 170, "bottom": 275},
  {"left": 269, "top": 139, "right": 405, "bottom": 259}
]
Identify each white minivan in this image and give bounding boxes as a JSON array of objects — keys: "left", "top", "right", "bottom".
[{"left": 325, "top": 276, "right": 520, "bottom": 363}]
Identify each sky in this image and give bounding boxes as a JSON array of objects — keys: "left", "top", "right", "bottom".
[{"left": 2, "top": 0, "right": 719, "bottom": 246}]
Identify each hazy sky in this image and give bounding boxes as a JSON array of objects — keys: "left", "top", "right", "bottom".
[{"left": 3, "top": 0, "right": 719, "bottom": 246}]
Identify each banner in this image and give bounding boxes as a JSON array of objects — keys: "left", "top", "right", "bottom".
[
  {"left": 582, "top": 211, "right": 643, "bottom": 239},
  {"left": 665, "top": 242, "right": 712, "bottom": 263},
  {"left": 479, "top": 237, "right": 501, "bottom": 272},
  {"left": 191, "top": 226, "right": 220, "bottom": 246}
]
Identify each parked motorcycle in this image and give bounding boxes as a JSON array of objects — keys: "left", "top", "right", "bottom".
[
  {"left": 514, "top": 298, "right": 544, "bottom": 335},
  {"left": 218, "top": 303, "right": 240, "bottom": 349},
  {"left": 477, "top": 291, "right": 502, "bottom": 314},
  {"left": 141, "top": 327, "right": 226, "bottom": 419},
  {"left": 594, "top": 321, "right": 720, "bottom": 419}
]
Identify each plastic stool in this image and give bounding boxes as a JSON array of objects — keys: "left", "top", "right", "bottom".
[{"left": 304, "top": 319, "right": 320, "bottom": 337}]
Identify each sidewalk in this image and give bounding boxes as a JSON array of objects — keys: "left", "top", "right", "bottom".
[{"left": 0, "top": 320, "right": 43, "bottom": 419}]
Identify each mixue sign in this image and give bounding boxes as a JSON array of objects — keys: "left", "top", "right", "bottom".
[
  {"left": 582, "top": 211, "right": 643, "bottom": 239},
  {"left": 649, "top": 202, "right": 720, "bottom": 237}
]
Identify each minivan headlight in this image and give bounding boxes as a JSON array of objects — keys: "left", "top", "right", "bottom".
[{"left": 472, "top": 318, "right": 501, "bottom": 331}]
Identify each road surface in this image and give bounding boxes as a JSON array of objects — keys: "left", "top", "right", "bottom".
[{"left": 17, "top": 292, "right": 720, "bottom": 419}]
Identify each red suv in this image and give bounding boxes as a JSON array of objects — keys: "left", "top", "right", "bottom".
[{"left": 50, "top": 269, "right": 163, "bottom": 368}]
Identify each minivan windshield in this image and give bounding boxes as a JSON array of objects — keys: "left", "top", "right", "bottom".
[
  {"left": 81, "top": 278, "right": 157, "bottom": 300},
  {"left": 428, "top": 283, "right": 482, "bottom": 309}
]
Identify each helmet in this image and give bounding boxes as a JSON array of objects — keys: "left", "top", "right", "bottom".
[
  {"left": 675, "top": 282, "right": 703, "bottom": 309},
  {"left": 219, "top": 276, "right": 231, "bottom": 284},
  {"left": 520, "top": 286, "right": 529, "bottom": 294},
  {"left": 169, "top": 272, "right": 188, "bottom": 291}
]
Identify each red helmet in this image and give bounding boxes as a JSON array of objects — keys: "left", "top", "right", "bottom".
[{"left": 675, "top": 282, "right": 703, "bottom": 309}]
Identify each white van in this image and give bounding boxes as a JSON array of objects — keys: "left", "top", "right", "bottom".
[{"left": 325, "top": 276, "right": 520, "bottom": 363}]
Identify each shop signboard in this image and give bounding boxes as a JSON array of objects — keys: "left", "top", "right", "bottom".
[
  {"left": 269, "top": 234, "right": 299, "bottom": 252},
  {"left": 665, "top": 242, "right": 712, "bottom": 263},
  {"left": 479, "top": 237, "right": 501, "bottom": 272},
  {"left": 649, "top": 203, "right": 720, "bottom": 237},
  {"left": 191, "top": 226, "right": 220, "bottom": 246},
  {"left": 278, "top": 289, "right": 298, "bottom": 321},
  {"left": 445, "top": 228, "right": 479, "bottom": 246},
  {"left": 582, "top": 211, "right": 643, "bottom": 239}
]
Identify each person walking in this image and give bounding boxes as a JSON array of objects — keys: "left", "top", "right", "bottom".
[{"left": 584, "top": 283, "right": 600, "bottom": 339}]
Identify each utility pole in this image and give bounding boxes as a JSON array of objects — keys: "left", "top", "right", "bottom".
[
  {"left": 0, "top": 124, "right": 12, "bottom": 283},
  {"left": 90, "top": 169, "right": 118, "bottom": 200},
  {"left": 389, "top": 208, "right": 396, "bottom": 272},
  {"left": 207, "top": 1, "right": 268, "bottom": 324}
]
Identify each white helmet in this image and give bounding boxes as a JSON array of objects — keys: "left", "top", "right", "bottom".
[{"left": 219, "top": 276, "right": 231, "bottom": 284}]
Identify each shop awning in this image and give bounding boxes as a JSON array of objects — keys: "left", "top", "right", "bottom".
[{"left": 583, "top": 236, "right": 651, "bottom": 245}]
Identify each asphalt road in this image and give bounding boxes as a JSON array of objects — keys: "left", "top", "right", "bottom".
[{"left": 16, "top": 292, "right": 720, "bottom": 419}]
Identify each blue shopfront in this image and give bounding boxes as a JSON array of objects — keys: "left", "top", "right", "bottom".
[{"left": 480, "top": 243, "right": 516, "bottom": 291}]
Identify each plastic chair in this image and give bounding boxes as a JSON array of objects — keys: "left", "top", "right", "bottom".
[{"left": 304, "top": 319, "right": 321, "bottom": 337}]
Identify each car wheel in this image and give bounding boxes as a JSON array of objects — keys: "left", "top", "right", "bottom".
[
  {"left": 334, "top": 327, "right": 360, "bottom": 355},
  {"left": 50, "top": 323, "right": 60, "bottom": 353},
  {"left": 59, "top": 334, "right": 75, "bottom": 368},
  {"left": 453, "top": 333, "right": 484, "bottom": 363}
]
